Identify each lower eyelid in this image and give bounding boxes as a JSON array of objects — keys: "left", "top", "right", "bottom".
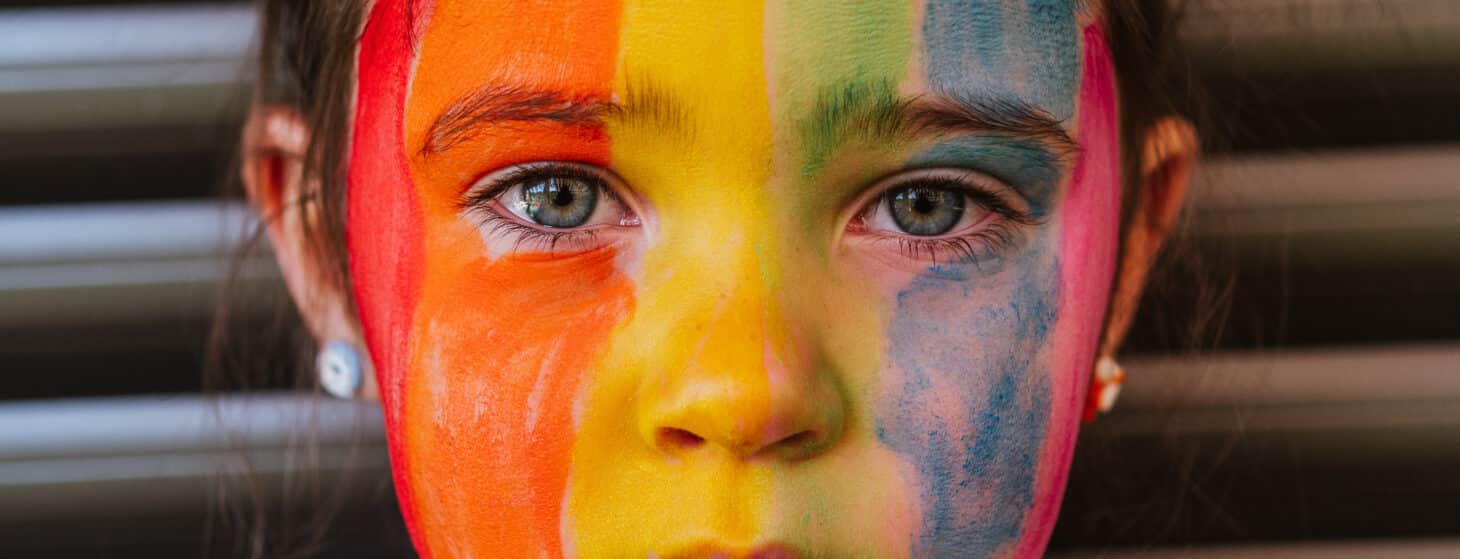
[
  {"left": 887, "top": 225, "right": 1021, "bottom": 265},
  {"left": 846, "top": 203, "right": 1030, "bottom": 266}
]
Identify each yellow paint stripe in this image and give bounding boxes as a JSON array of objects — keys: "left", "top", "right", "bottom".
[{"left": 566, "top": 1, "right": 781, "bottom": 554}]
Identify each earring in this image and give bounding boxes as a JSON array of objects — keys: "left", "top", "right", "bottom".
[
  {"left": 317, "top": 340, "right": 363, "bottom": 399},
  {"left": 1082, "top": 356, "right": 1126, "bottom": 422}
]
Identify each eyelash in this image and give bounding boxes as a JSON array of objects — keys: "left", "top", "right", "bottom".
[
  {"left": 851, "top": 174, "right": 1040, "bottom": 266},
  {"left": 459, "top": 162, "right": 626, "bottom": 254}
]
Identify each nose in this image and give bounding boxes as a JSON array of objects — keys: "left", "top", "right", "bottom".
[{"left": 637, "top": 286, "right": 845, "bottom": 462}]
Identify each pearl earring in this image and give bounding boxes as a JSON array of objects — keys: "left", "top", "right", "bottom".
[
  {"left": 1083, "top": 356, "right": 1126, "bottom": 422},
  {"left": 317, "top": 340, "right": 363, "bottom": 399}
]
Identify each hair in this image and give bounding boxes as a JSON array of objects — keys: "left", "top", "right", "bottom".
[
  {"left": 204, "top": 5, "right": 371, "bottom": 557},
  {"left": 251, "top": 1, "right": 366, "bottom": 311},
  {"left": 212, "top": 0, "right": 1213, "bottom": 556}
]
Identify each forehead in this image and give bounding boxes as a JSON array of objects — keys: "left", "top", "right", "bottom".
[{"left": 398, "top": 1, "right": 1088, "bottom": 141}]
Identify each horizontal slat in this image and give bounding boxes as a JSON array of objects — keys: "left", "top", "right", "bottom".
[
  {"left": 1054, "top": 538, "right": 1460, "bottom": 559},
  {"left": 0, "top": 5, "right": 254, "bottom": 139},
  {"left": 0, "top": 5, "right": 255, "bottom": 68},
  {"left": 1191, "top": 146, "right": 1460, "bottom": 239},
  {"left": 1195, "top": 146, "right": 1460, "bottom": 212},
  {"left": 0, "top": 200, "right": 257, "bottom": 264},
  {"left": 1100, "top": 346, "right": 1460, "bottom": 461},
  {"left": 0, "top": 394, "right": 380, "bottom": 460},
  {"left": 0, "top": 394, "right": 388, "bottom": 520},
  {"left": 1123, "top": 344, "right": 1460, "bottom": 409},
  {"left": 1181, "top": 0, "right": 1460, "bottom": 71},
  {"left": 0, "top": 201, "right": 278, "bottom": 328}
]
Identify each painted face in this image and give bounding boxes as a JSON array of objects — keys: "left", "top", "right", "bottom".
[{"left": 347, "top": 1, "right": 1121, "bottom": 557}]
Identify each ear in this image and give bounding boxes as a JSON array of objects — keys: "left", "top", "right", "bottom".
[
  {"left": 242, "top": 106, "right": 378, "bottom": 399},
  {"left": 1099, "top": 116, "right": 1199, "bottom": 357}
]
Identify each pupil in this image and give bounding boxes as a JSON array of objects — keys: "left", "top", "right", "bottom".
[
  {"left": 913, "top": 195, "right": 935, "bottom": 214},
  {"left": 551, "top": 184, "right": 574, "bottom": 207}
]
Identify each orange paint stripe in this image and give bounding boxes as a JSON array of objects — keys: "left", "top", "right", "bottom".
[{"left": 399, "top": 0, "right": 626, "bottom": 556}]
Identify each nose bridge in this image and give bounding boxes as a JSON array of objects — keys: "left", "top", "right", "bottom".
[
  {"left": 641, "top": 218, "right": 774, "bottom": 442},
  {"left": 635, "top": 200, "right": 841, "bottom": 460}
]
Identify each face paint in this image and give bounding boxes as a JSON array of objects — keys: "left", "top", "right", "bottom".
[
  {"left": 924, "top": 0, "right": 1079, "bottom": 120},
  {"left": 1023, "top": 21, "right": 1123, "bottom": 557},
  {"left": 773, "top": 1, "right": 914, "bottom": 177},
  {"left": 873, "top": 12, "right": 1118, "bottom": 557},
  {"left": 350, "top": 0, "right": 630, "bottom": 556},
  {"left": 566, "top": 2, "right": 789, "bottom": 553},
  {"left": 347, "top": 2, "right": 1118, "bottom": 558},
  {"left": 347, "top": 0, "right": 425, "bottom": 544},
  {"left": 877, "top": 242, "right": 1057, "bottom": 557},
  {"left": 908, "top": 137, "right": 1063, "bottom": 217}
]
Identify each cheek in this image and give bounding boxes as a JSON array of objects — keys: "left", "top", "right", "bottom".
[
  {"left": 873, "top": 234, "right": 1060, "bottom": 557},
  {"left": 350, "top": 0, "right": 626, "bottom": 555},
  {"left": 403, "top": 237, "right": 634, "bottom": 556},
  {"left": 869, "top": 22, "right": 1122, "bottom": 558}
]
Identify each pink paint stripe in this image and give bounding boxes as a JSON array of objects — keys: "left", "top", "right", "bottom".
[{"left": 1016, "top": 21, "right": 1122, "bottom": 558}]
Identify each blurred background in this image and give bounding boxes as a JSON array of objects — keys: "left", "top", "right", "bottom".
[{"left": 0, "top": 0, "right": 1457, "bottom": 557}]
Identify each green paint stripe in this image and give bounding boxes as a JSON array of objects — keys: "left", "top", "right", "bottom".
[{"left": 770, "top": 0, "right": 914, "bottom": 177}]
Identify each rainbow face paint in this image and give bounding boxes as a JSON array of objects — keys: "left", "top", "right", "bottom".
[{"left": 345, "top": 1, "right": 1121, "bottom": 557}]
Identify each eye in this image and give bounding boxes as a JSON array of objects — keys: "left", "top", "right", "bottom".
[
  {"left": 858, "top": 172, "right": 1005, "bottom": 239},
  {"left": 846, "top": 168, "right": 1036, "bottom": 266},
  {"left": 460, "top": 162, "right": 641, "bottom": 256},
  {"left": 482, "top": 163, "right": 638, "bottom": 230}
]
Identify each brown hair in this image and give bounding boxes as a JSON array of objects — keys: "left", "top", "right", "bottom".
[
  {"left": 206, "top": 8, "right": 373, "bottom": 559},
  {"left": 252, "top": 1, "right": 367, "bottom": 312}
]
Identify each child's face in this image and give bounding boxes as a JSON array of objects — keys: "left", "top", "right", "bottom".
[{"left": 347, "top": 1, "right": 1119, "bottom": 557}]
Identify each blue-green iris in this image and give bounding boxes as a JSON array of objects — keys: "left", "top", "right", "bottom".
[
  {"left": 889, "top": 186, "right": 964, "bottom": 236},
  {"left": 521, "top": 177, "right": 597, "bottom": 228}
]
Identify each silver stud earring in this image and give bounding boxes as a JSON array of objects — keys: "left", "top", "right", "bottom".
[{"left": 317, "top": 340, "right": 363, "bottom": 399}]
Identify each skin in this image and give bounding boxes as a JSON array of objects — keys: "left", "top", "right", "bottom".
[{"left": 243, "top": 0, "right": 1198, "bottom": 557}]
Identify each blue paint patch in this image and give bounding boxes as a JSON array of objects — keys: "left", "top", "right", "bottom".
[
  {"left": 876, "top": 230, "right": 1060, "bottom": 557},
  {"left": 909, "top": 136, "right": 1062, "bottom": 217},
  {"left": 923, "top": 0, "right": 1004, "bottom": 105},
  {"left": 923, "top": 264, "right": 974, "bottom": 283},
  {"left": 923, "top": 1, "right": 1080, "bottom": 120},
  {"left": 924, "top": 0, "right": 1006, "bottom": 82},
  {"left": 1022, "top": 0, "right": 1079, "bottom": 119}
]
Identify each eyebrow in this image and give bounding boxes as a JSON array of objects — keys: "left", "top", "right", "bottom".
[
  {"left": 424, "top": 78, "right": 1079, "bottom": 164},
  {"left": 423, "top": 78, "right": 689, "bottom": 155},
  {"left": 799, "top": 79, "right": 1079, "bottom": 176}
]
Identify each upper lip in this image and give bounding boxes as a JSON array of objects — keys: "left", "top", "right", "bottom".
[{"left": 657, "top": 541, "right": 804, "bottom": 559}]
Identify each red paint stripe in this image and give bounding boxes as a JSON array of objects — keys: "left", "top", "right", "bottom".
[{"left": 347, "top": 0, "right": 430, "bottom": 551}]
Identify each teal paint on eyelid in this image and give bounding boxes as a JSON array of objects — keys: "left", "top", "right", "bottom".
[{"left": 908, "top": 136, "right": 1061, "bottom": 216}]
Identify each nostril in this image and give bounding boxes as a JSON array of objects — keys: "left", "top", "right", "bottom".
[{"left": 655, "top": 427, "right": 705, "bottom": 451}]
